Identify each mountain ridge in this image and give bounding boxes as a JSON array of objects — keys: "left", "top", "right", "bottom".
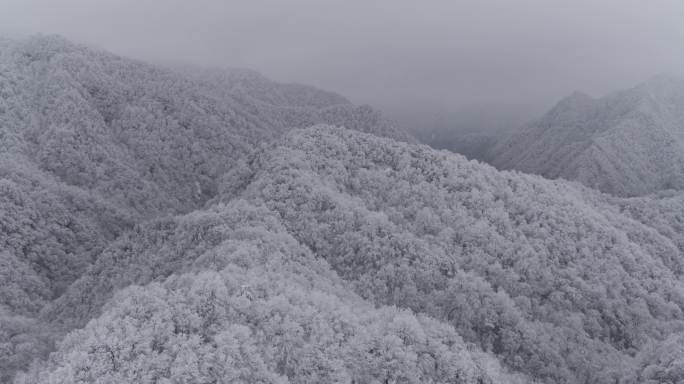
[
  {"left": 2, "top": 36, "right": 684, "bottom": 384},
  {"left": 0, "top": 35, "right": 415, "bottom": 382},
  {"left": 491, "top": 76, "right": 684, "bottom": 196}
]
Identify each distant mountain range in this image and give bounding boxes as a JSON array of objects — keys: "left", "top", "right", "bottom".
[{"left": 491, "top": 76, "right": 684, "bottom": 197}]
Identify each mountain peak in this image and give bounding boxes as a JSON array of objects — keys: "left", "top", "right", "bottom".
[{"left": 493, "top": 76, "right": 684, "bottom": 196}]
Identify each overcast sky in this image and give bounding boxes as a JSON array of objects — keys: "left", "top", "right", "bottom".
[{"left": 2, "top": 0, "right": 684, "bottom": 130}]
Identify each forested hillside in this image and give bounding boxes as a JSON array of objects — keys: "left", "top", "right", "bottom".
[
  {"left": 2, "top": 36, "right": 684, "bottom": 384},
  {"left": 492, "top": 76, "right": 684, "bottom": 197},
  {"left": 0, "top": 35, "right": 410, "bottom": 382},
  {"left": 214, "top": 126, "right": 684, "bottom": 383},
  {"left": 19, "top": 126, "right": 684, "bottom": 384},
  {"left": 20, "top": 200, "right": 525, "bottom": 384}
]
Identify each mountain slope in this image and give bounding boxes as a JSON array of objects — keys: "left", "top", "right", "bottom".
[
  {"left": 23, "top": 200, "right": 526, "bottom": 384},
  {"left": 3, "top": 35, "right": 684, "bottom": 384},
  {"left": 11, "top": 125, "right": 684, "bottom": 384},
  {"left": 0, "top": 34, "right": 408, "bottom": 298},
  {"left": 215, "top": 126, "right": 684, "bottom": 383},
  {"left": 491, "top": 76, "right": 684, "bottom": 196},
  {"left": 0, "top": 35, "right": 412, "bottom": 381},
  {"left": 2, "top": 35, "right": 410, "bottom": 215}
]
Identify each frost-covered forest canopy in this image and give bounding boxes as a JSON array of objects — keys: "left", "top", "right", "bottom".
[{"left": 1, "top": 28, "right": 684, "bottom": 384}]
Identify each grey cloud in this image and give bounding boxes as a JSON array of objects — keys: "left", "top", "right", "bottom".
[{"left": 2, "top": 0, "right": 684, "bottom": 130}]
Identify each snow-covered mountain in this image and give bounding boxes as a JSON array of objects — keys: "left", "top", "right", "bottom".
[
  {"left": 15, "top": 126, "right": 684, "bottom": 384},
  {"left": 0, "top": 35, "right": 409, "bottom": 293},
  {"left": 0, "top": 35, "right": 412, "bottom": 382},
  {"left": 2, "top": 36, "right": 684, "bottom": 384},
  {"left": 491, "top": 76, "right": 684, "bottom": 196}
]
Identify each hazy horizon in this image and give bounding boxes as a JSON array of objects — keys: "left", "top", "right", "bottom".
[{"left": 3, "top": 0, "right": 684, "bottom": 131}]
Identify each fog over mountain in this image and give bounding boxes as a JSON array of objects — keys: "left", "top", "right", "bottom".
[
  {"left": 2, "top": 2, "right": 684, "bottom": 384},
  {"left": 492, "top": 76, "right": 684, "bottom": 196},
  {"left": 2, "top": 0, "right": 684, "bottom": 136}
]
